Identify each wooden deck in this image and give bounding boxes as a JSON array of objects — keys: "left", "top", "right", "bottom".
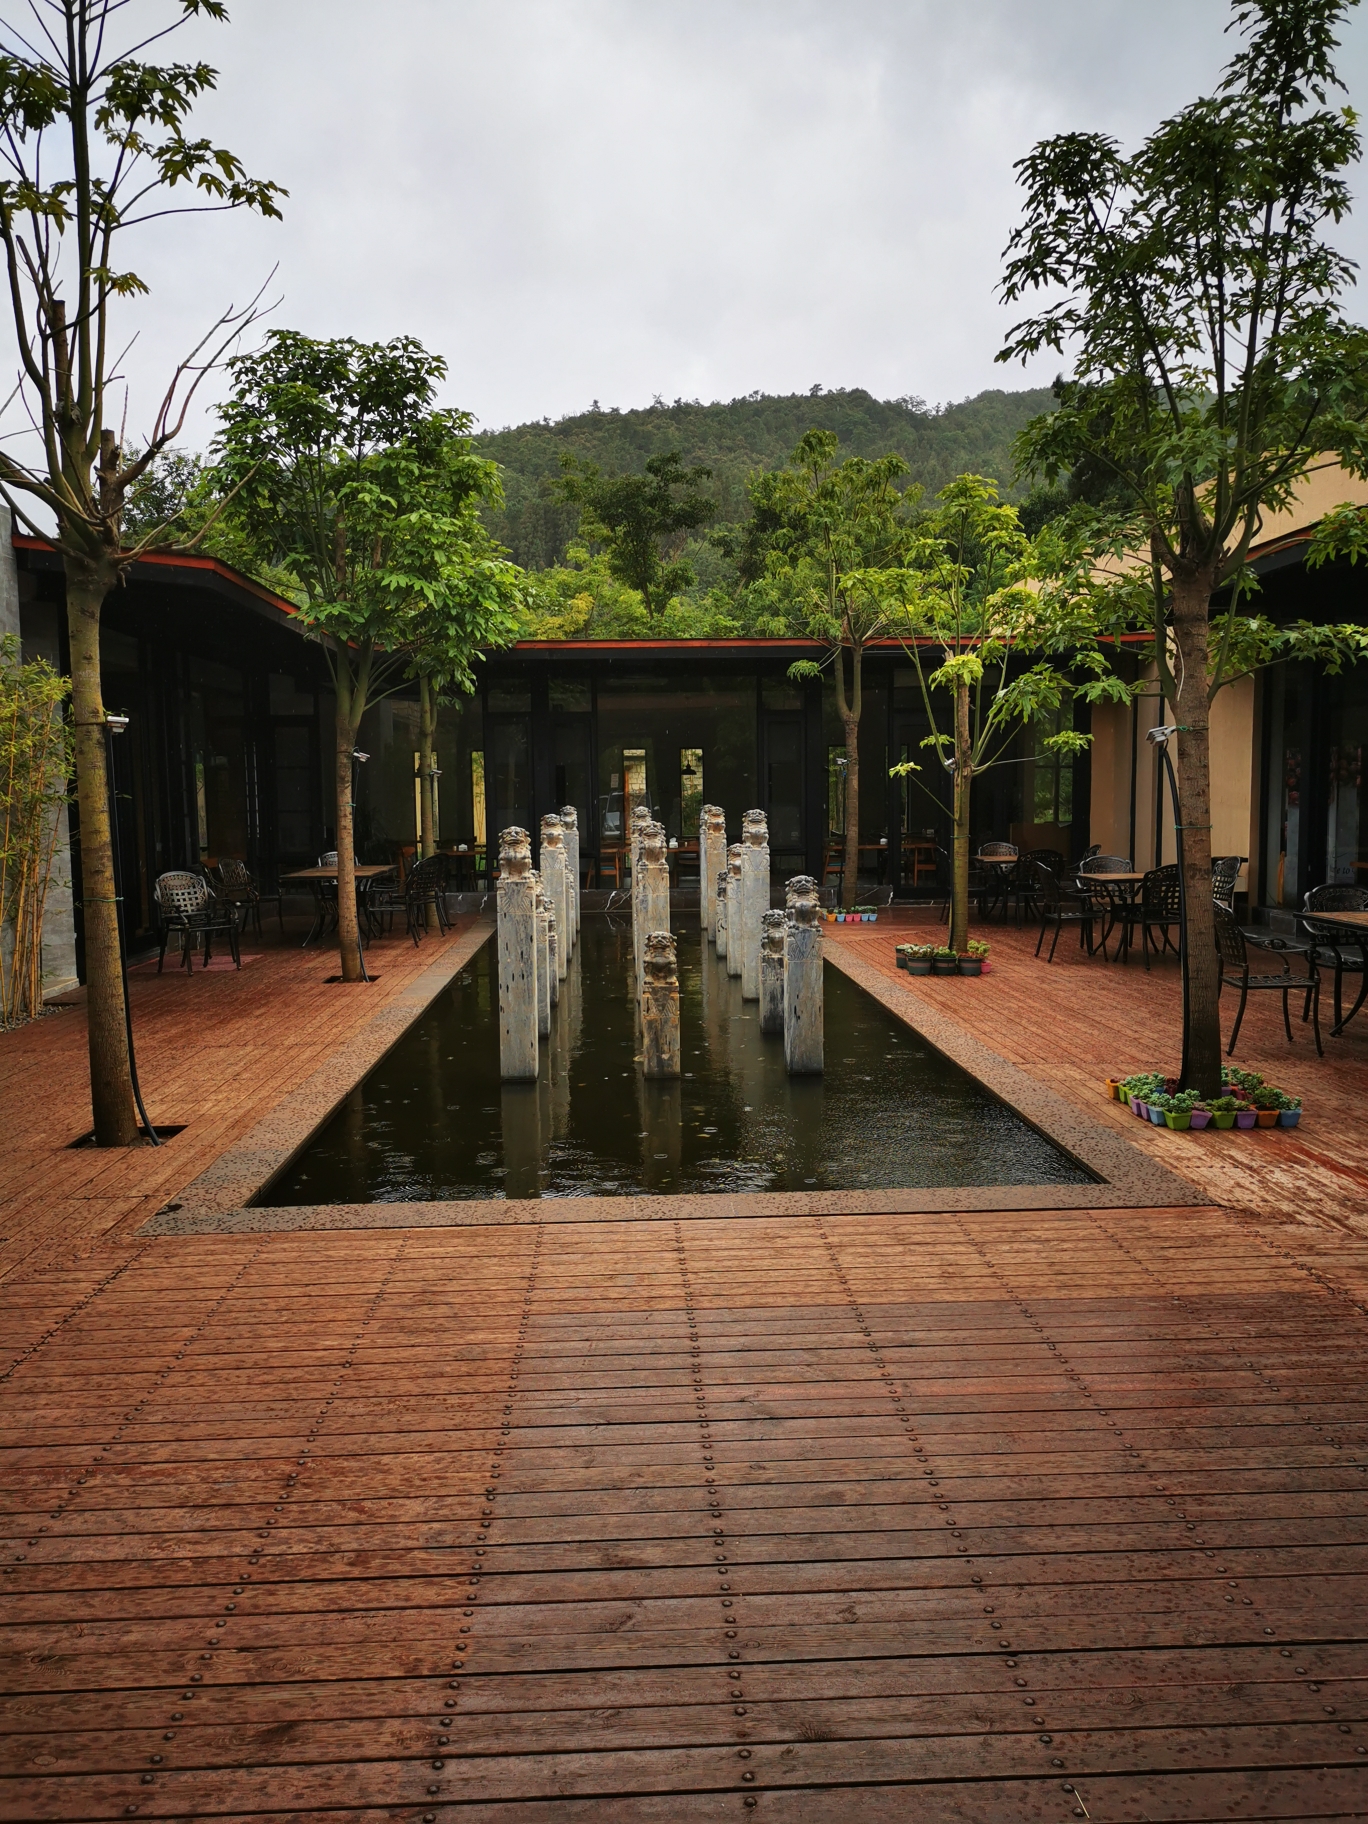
[{"left": 2, "top": 913, "right": 1368, "bottom": 1817}]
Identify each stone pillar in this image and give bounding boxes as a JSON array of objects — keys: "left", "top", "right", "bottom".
[
  {"left": 702, "top": 806, "right": 726, "bottom": 942},
  {"left": 739, "top": 808, "right": 769, "bottom": 1002},
  {"left": 637, "top": 821, "right": 670, "bottom": 993},
  {"left": 715, "top": 869, "right": 729, "bottom": 958},
  {"left": 630, "top": 803, "right": 652, "bottom": 988},
  {"left": 760, "top": 909, "right": 787, "bottom": 1034},
  {"left": 641, "top": 930, "right": 681, "bottom": 1078},
  {"left": 539, "top": 813, "right": 570, "bottom": 980},
  {"left": 496, "top": 826, "right": 539, "bottom": 1081},
  {"left": 534, "top": 878, "right": 552, "bottom": 1038},
  {"left": 559, "top": 804, "right": 580, "bottom": 949},
  {"left": 783, "top": 874, "right": 824, "bottom": 1076},
  {"left": 546, "top": 895, "right": 560, "bottom": 1008},
  {"left": 725, "top": 845, "right": 743, "bottom": 978}
]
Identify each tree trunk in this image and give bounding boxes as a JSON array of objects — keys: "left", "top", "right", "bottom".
[
  {"left": 65, "top": 569, "right": 138, "bottom": 1145},
  {"left": 333, "top": 680, "right": 364, "bottom": 983},
  {"left": 1170, "top": 572, "right": 1222, "bottom": 1099},
  {"left": 841, "top": 710, "right": 860, "bottom": 910},
  {"left": 418, "top": 674, "right": 438, "bottom": 931},
  {"left": 949, "top": 681, "right": 973, "bottom": 954}
]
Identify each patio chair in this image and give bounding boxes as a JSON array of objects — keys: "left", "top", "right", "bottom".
[
  {"left": 1212, "top": 854, "right": 1245, "bottom": 912},
  {"left": 1032, "top": 860, "right": 1099, "bottom": 962},
  {"left": 1216, "top": 902, "right": 1321, "bottom": 1056},
  {"left": 1010, "top": 848, "right": 1066, "bottom": 923},
  {"left": 211, "top": 858, "right": 283, "bottom": 936},
  {"left": 934, "top": 846, "right": 991, "bottom": 924},
  {"left": 1079, "top": 854, "right": 1133, "bottom": 875},
  {"left": 1107, "top": 864, "right": 1181, "bottom": 969},
  {"left": 153, "top": 870, "right": 242, "bottom": 974},
  {"left": 370, "top": 853, "right": 451, "bottom": 945},
  {"left": 1300, "top": 884, "right": 1368, "bottom": 1036}
]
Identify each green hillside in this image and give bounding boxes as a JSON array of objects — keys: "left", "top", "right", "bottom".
[{"left": 475, "top": 385, "right": 1055, "bottom": 571}]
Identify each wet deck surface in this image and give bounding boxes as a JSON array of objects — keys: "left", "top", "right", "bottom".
[
  {"left": 3, "top": 1210, "right": 1367, "bottom": 1819},
  {"left": 4, "top": 912, "right": 1368, "bottom": 1816}
]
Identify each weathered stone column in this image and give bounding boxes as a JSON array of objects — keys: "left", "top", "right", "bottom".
[
  {"left": 759, "top": 909, "right": 787, "bottom": 1034},
  {"left": 534, "top": 879, "right": 552, "bottom": 1038},
  {"left": 539, "top": 814, "right": 570, "bottom": 981},
  {"left": 630, "top": 803, "right": 652, "bottom": 987},
  {"left": 641, "top": 930, "right": 681, "bottom": 1078},
  {"left": 497, "top": 826, "right": 539, "bottom": 1081},
  {"left": 725, "top": 845, "right": 743, "bottom": 978},
  {"left": 715, "top": 869, "right": 730, "bottom": 959},
  {"left": 703, "top": 805, "right": 726, "bottom": 943},
  {"left": 546, "top": 896, "right": 560, "bottom": 1008},
  {"left": 739, "top": 808, "right": 769, "bottom": 1001},
  {"left": 783, "top": 874, "right": 824, "bottom": 1075},
  {"left": 559, "top": 804, "right": 580, "bottom": 949},
  {"left": 637, "top": 821, "right": 670, "bottom": 994}
]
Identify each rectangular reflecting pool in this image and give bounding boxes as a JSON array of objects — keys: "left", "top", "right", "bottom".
[{"left": 262, "top": 918, "right": 1093, "bottom": 1203}]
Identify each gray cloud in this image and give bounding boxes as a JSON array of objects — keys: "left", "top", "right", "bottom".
[{"left": 8, "top": 0, "right": 1368, "bottom": 453}]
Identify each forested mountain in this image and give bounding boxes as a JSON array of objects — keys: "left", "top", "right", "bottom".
[{"left": 475, "top": 385, "right": 1055, "bottom": 570}]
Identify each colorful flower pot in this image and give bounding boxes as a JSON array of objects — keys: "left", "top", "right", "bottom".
[
  {"left": 1255, "top": 1109, "right": 1279, "bottom": 1128},
  {"left": 1278, "top": 1109, "right": 1301, "bottom": 1127},
  {"left": 1105, "top": 1078, "right": 1124, "bottom": 1100},
  {"left": 1164, "top": 1110, "right": 1191, "bottom": 1130},
  {"left": 1188, "top": 1109, "right": 1212, "bottom": 1130},
  {"left": 1132, "top": 1098, "right": 1148, "bottom": 1119},
  {"left": 1148, "top": 1105, "right": 1165, "bottom": 1124},
  {"left": 1212, "top": 1111, "right": 1237, "bottom": 1129},
  {"left": 1236, "top": 1109, "right": 1257, "bottom": 1129}
]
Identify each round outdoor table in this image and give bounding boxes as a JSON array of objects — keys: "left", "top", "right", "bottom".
[
  {"left": 1078, "top": 871, "right": 1144, "bottom": 959},
  {"left": 1299, "top": 907, "right": 1368, "bottom": 1035}
]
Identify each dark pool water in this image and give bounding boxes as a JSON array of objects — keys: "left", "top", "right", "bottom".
[{"left": 263, "top": 918, "right": 1092, "bottom": 1203}]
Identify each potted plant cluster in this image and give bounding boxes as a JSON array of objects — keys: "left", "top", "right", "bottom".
[
  {"left": 895, "top": 938, "right": 991, "bottom": 978},
  {"left": 835, "top": 905, "right": 879, "bottom": 923},
  {"left": 1110, "top": 1065, "right": 1302, "bottom": 1131}
]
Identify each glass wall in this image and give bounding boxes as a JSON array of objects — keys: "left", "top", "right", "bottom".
[
  {"left": 1325, "top": 665, "right": 1368, "bottom": 888},
  {"left": 596, "top": 674, "right": 758, "bottom": 846},
  {"left": 1262, "top": 664, "right": 1308, "bottom": 908}
]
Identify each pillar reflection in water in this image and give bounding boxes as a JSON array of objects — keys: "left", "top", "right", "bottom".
[{"left": 501, "top": 1083, "right": 542, "bottom": 1199}]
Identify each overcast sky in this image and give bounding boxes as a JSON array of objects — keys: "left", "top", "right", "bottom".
[{"left": 9, "top": 0, "right": 1368, "bottom": 452}]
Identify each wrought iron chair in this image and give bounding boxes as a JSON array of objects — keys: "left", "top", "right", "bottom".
[
  {"left": 935, "top": 846, "right": 991, "bottom": 924},
  {"left": 1079, "top": 854, "right": 1133, "bottom": 875},
  {"left": 370, "top": 853, "right": 451, "bottom": 945},
  {"left": 153, "top": 871, "right": 241, "bottom": 974},
  {"left": 1107, "top": 864, "right": 1181, "bottom": 969},
  {"left": 1031, "top": 860, "right": 1098, "bottom": 962},
  {"left": 1077, "top": 855, "right": 1134, "bottom": 954},
  {"left": 1212, "top": 854, "right": 1245, "bottom": 912},
  {"left": 1300, "top": 884, "right": 1368, "bottom": 1036},
  {"left": 1010, "top": 848, "right": 1067, "bottom": 924},
  {"left": 1216, "top": 902, "right": 1321, "bottom": 1056},
  {"left": 211, "top": 858, "right": 282, "bottom": 936}
]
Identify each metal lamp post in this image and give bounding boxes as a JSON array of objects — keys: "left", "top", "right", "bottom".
[{"left": 1145, "top": 724, "right": 1193, "bottom": 1088}]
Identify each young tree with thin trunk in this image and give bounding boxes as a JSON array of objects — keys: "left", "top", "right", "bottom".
[
  {"left": 998, "top": 0, "right": 1368, "bottom": 1096},
  {"left": 745, "top": 431, "right": 912, "bottom": 907},
  {"left": 212, "top": 332, "right": 527, "bottom": 978},
  {"left": 887, "top": 476, "right": 1128, "bottom": 953},
  {"left": 0, "top": 0, "right": 282, "bottom": 1142}
]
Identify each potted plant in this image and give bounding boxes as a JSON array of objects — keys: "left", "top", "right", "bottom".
[
  {"left": 1208, "top": 1094, "right": 1239, "bottom": 1129},
  {"left": 961, "top": 939, "right": 989, "bottom": 977},
  {"left": 1164, "top": 1089, "right": 1201, "bottom": 1131},
  {"left": 932, "top": 946, "right": 959, "bottom": 975},
  {"left": 1105, "top": 1075, "right": 1126, "bottom": 1101},
  {"left": 1146, "top": 1092, "right": 1170, "bottom": 1125},
  {"left": 903, "top": 944, "right": 934, "bottom": 976},
  {"left": 1252, "top": 1087, "right": 1282, "bottom": 1128},
  {"left": 856, "top": 904, "right": 877, "bottom": 924},
  {"left": 1235, "top": 1100, "right": 1258, "bottom": 1130},
  {"left": 1188, "top": 1099, "right": 1213, "bottom": 1131},
  {"left": 1278, "top": 1092, "right": 1303, "bottom": 1128}
]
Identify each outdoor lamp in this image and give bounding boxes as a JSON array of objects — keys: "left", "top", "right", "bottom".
[
  {"left": 105, "top": 711, "right": 130, "bottom": 734},
  {"left": 1145, "top": 722, "right": 1195, "bottom": 1086},
  {"left": 352, "top": 749, "right": 370, "bottom": 764},
  {"left": 1146, "top": 723, "right": 1177, "bottom": 749}
]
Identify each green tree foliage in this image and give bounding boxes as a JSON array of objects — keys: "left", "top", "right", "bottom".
[
  {"left": 212, "top": 330, "right": 527, "bottom": 980},
  {"left": 997, "top": 0, "right": 1368, "bottom": 1097},
  {"left": 887, "top": 478, "right": 1131, "bottom": 950},
  {"left": 743, "top": 431, "right": 914, "bottom": 904},
  {"left": 0, "top": 0, "right": 283, "bottom": 1143},
  {"left": 479, "top": 386, "right": 1055, "bottom": 574},
  {"left": 0, "top": 637, "right": 71, "bottom": 1027},
  {"left": 555, "top": 451, "right": 715, "bottom": 616}
]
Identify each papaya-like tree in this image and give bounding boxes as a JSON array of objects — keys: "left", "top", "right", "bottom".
[
  {"left": 0, "top": 0, "right": 282, "bottom": 1142},
  {"left": 998, "top": 0, "right": 1368, "bottom": 1095},
  {"left": 212, "top": 332, "right": 527, "bottom": 979},
  {"left": 743, "top": 431, "right": 913, "bottom": 906}
]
